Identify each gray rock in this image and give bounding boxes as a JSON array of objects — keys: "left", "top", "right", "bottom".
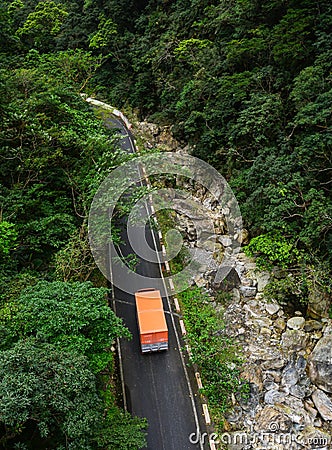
[
  {"left": 231, "top": 288, "right": 240, "bottom": 302},
  {"left": 264, "top": 389, "right": 285, "bottom": 404},
  {"left": 287, "top": 316, "right": 305, "bottom": 330},
  {"left": 290, "top": 385, "right": 306, "bottom": 399},
  {"left": 239, "top": 286, "right": 257, "bottom": 297},
  {"left": 296, "top": 355, "right": 307, "bottom": 373},
  {"left": 264, "top": 380, "right": 279, "bottom": 391},
  {"left": 281, "top": 329, "right": 309, "bottom": 352},
  {"left": 255, "top": 405, "right": 292, "bottom": 432},
  {"left": 304, "top": 320, "right": 323, "bottom": 332},
  {"left": 312, "top": 389, "right": 332, "bottom": 421},
  {"left": 217, "top": 235, "right": 233, "bottom": 247},
  {"left": 256, "top": 271, "right": 270, "bottom": 292},
  {"left": 253, "top": 317, "right": 273, "bottom": 328},
  {"left": 308, "top": 335, "right": 332, "bottom": 393},
  {"left": 261, "top": 358, "right": 286, "bottom": 370},
  {"left": 265, "top": 303, "right": 280, "bottom": 315},
  {"left": 277, "top": 396, "right": 312, "bottom": 425},
  {"left": 274, "top": 317, "right": 286, "bottom": 332},
  {"left": 282, "top": 367, "right": 299, "bottom": 386},
  {"left": 213, "top": 266, "right": 241, "bottom": 290}
]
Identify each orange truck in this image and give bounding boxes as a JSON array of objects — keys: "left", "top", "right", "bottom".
[{"left": 135, "top": 288, "right": 168, "bottom": 353}]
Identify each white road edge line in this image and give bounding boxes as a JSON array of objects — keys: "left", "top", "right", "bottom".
[
  {"left": 195, "top": 372, "right": 203, "bottom": 390},
  {"left": 203, "top": 404, "right": 211, "bottom": 425},
  {"left": 173, "top": 297, "right": 180, "bottom": 312},
  {"left": 209, "top": 440, "right": 217, "bottom": 450},
  {"left": 179, "top": 319, "right": 187, "bottom": 335}
]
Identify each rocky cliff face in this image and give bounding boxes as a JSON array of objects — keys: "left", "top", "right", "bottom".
[{"left": 135, "top": 121, "right": 332, "bottom": 449}]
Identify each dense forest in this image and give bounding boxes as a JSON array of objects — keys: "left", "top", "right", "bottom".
[{"left": 0, "top": 0, "right": 331, "bottom": 448}]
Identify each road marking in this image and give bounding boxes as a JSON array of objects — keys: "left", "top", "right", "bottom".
[
  {"left": 179, "top": 319, "right": 187, "bottom": 336},
  {"left": 173, "top": 297, "right": 180, "bottom": 312},
  {"left": 203, "top": 404, "right": 211, "bottom": 425},
  {"left": 186, "top": 344, "right": 193, "bottom": 359},
  {"left": 209, "top": 440, "right": 217, "bottom": 450},
  {"left": 195, "top": 372, "right": 203, "bottom": 389}
]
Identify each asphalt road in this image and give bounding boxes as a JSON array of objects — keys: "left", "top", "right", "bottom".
[{"left": 105, "top": 115, "right": 209, "bottom": 450}]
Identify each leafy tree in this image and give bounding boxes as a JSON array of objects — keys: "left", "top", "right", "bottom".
[
  {"left": 0, "top": 338, "right": 144, "bottom": 449},
  {"left": 0, "top": 339, "right": 101, "bottom": 448},
  {"left": 1, "top": 281, "right": 130, "bottom": 373},
  {"left": 16, "top": 0, "right": 68, "bottom": 51}
]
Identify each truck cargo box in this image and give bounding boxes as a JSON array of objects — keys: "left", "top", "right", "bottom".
[{"left": 135, "top": 288, "right": 168, "bottom": 353}]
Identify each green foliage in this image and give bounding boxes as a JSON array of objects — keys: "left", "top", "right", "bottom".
[
  {"left": 0, "top": 281, "right": 146, "bottom": 448},
  {"left": 0, "top": 221, "right": 18, "bottom": 256},
  {"left": 16, "top": 1, "right": 68, "bottom": 50},
  {"left": 179, "top": 287, "right": 244, "bottom": 415},
  {"left": 0, "top": 339, "right": 102, "bottom": 448},
  {"left": 89, "top": 16, "right": 117, "bottom": 50},
  {"left": 264, "top": 274, "right": 308, "bottom": 306},
  {"left": 244, "top": 233, "right": 301, "bottom": 270},
  {"left": 1, "top": 0, "right": 332, "bottom": 442},
  {"left": 0, "top": 49, "right": 124, "bottom": 270},
  {"left": 53, "top": 225, "right": 98, "bottom": 282},
  {"left": 1, "top": 281, "right": 130, "bottom": 373}
]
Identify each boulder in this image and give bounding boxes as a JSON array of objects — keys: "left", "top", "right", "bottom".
[
  {"left": 213, "top": 266, "right": 241, "bottom": 291},
  {"left": 217, "top": 235, "right": 233, "bottom": 247},
  {"left": 239, "top": 286, "right": 257, "bottom": 297},
  {"left": 264, "top": 389, "right": 285, "bottom": 405},
  {"left": 312, "top": 389, "right": 332, "bottom": 421},
  {"left": 281, "top": 329, "right": 309, "bottom": 353},
  {"left": 308, "top": 335, "right": 332, "bottom": 393},
  {"left": 304, "top": 320, "right": 323, "bottom": 332},
  {"left": 307, "top": 285, "right": 331, "bottom": 319},
  {"left": 287, "top": 316, "right": 305, "bottom": 330},
  {"left": 265, "top": 303, "right": 280, "bottom": 315},
  {"left": 256, "top": 271, "right": 271, "bottom": 292},
  {"left": 281, "top": 366, "right": 299, "bottom": 387},
  {"left": 254, "top": 405, "right": 292, "bottom": 432}
]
